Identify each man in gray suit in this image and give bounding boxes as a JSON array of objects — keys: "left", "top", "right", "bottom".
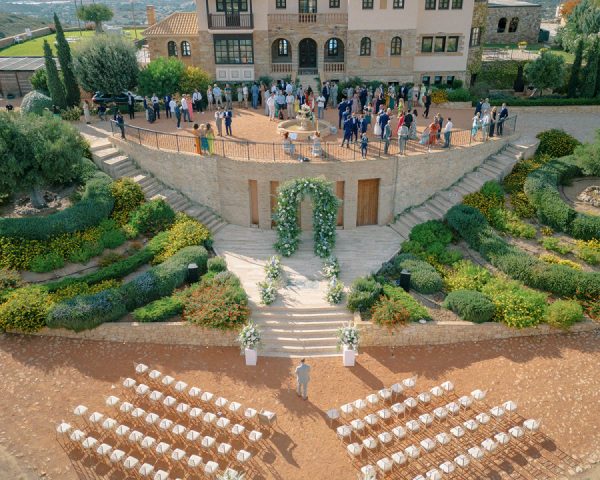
[{"left": 295, "top": 358, "right": 310, "bottom": 400}]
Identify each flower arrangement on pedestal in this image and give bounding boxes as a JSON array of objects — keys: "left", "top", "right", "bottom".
[
  {"left": 238, "top": 322, "right": 261, "bottom": 351},
  {"left": 322, "top": 256, "right": 340, "bottom": 279},
  {"left": 326, "top": 277, "right": 344, "bottom": 305},
  {"left": 337, "top": 323, "right": 359, "bottom": 351},
  {"left": 264, "top": 255, "right": 283, "bottom": 281},
  {"left": 258, "top": 279, "right": 277, "bottom": 305},
  {"left": 274, "top": 177, "right": 340, "bottom": 258}
]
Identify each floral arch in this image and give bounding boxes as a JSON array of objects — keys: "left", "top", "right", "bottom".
[{"left": 274, "top": 177, "right": 340, "bottom": 258}]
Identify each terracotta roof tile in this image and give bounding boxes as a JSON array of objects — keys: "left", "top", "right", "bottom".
[{"left": 143, "top": 12, "right": 199, "bottom": 37}]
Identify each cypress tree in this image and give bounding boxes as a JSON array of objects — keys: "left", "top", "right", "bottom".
[
  {"left": 43, "top": 40, "right": 67, "bottom": 109},
  {"left": 567, "top": 39, "right": 583, "bottom": 97},
  {"left": 580, "top": 40, "right": 599, "bottom": 98},
  {"left": 54, "top": 13, "right": 80, "bottom": 107},
  {"left": 595, "top": 38, "right": 600, "bottom": 97}
]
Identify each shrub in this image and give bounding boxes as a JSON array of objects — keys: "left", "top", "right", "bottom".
[
  {"left": 480, "top": 180, "right": 505, "bottom": 202},
  {"left": 430, "top": 89, "right": 448, "bottom": 104},
  {"left": 409, "top": 220, "right": 453, "bottom": 246},
  {"left": 382, "top": 284, "right": 430, "bottom": 321},
  {"left": 99, "top": 228, "right": 126, "bottom": 249},
  {"left": 60, "top": 107, "right": 83, "bottom": 121},
  {"left": 442, "top": 290, "right": 495, "bottom": 323},
  {"left": 573, "top": 132, "right": 600, "bottom": 177},
  {"left": 444, "top": 260, "right": 492, "bottom": 292},
  {"left": 98, "top": 252, "right": 126, "bottom": 268},
  {"left": 399, "top": 221, "right": 460, "bottom": 267},
  {"left": 575, "top": 239, "right": 600, "bottom": 265},
  {"left": 539, "top": 253, "right": 582, "bottom": 270},
  {"left": 535, "top": 129, "right": 580, "bottom": 158},
  {"left": 152, "top": 214, "right": 211, "bottom": 264},
  {"left": 489, "top": 208, "right": 536, "bottom": 239},
  {"left": 132, "top": 296, "right": 184, "bottom": 322},
  {"left": 570, "top": 214, "right": 600, "bottom": 241},
  {"left": 111, "top": 178, "right": 145, "bottom": 225},
  {"left": 29, "top": 252, "right": 65, "bottom": 273},
  {"left": 394, "top": 256, "right": 444, "bottom": 294},
  {"left": 207, "top": 256, "right": 227, "bottom": 273},
  {"left": 481, "top": 278, "right": 547, "bottom": 329},
  {"left": 371, "top": 297, "right": 411, "bottom": 327},
  {"left": 347, "top": 276, "right": 383, "bottom": 314},
  {"left": 67, "top": 241, "right": 103, "bottom": 264},
  {"left": 75, "top": 157, "right": 101, "bottom": 184},
  {"left": 128, "top": 199, "right": 175, "bottom": 236},
  {"left": 183, "top": 274, "right": 249, "bottom": 330},
  {"left": 0, "top": 286, "right": 51, "bottom": 333},
  {"left": 20, "top": 90, "right": 53, "bottom": 115},
  {"left": 0, "top": 171, "right": 114, "bottom": 241},
  {"left": 121, "top": 246, "right": 208, "bottom": 311},
  {"left": 0, "top": 268, "right": 22, "bottom": 301},
  {"left": 541, "top": 237, "right": 573, "bottom": 255},
  {"left": 545, "top": 299, "right": 584, "bottom": 329},
  {"left": 446, "top": 88, "right": 471, "bottom": 102},
  {"left": 47, "top": 288, "right": 127, "bottom": 331},
  {"left": 50, "top": 279, "right": 121, "bottom": 303}
]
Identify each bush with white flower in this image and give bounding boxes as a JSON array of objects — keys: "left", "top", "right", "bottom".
[
  {"left": 238, "top": 322, "right": 261, "bottom": 352},
  {"left": 264, "top": 255, "right": 283, "bottom": 281},
  {"left": 258, "top": 279, "right": 277, "bottom": 305},
  {"left": 326, "top": 277, "right": 344, "bottom": 305},
  {"left": 274, "top": 177, "right": 340, "bottom": 258},
  {"left": 218, "top": 469, "right": 246, "bottom": 480},
  {"left": 322, "top": 256, "right": 340, "bottom": 279},
  {"left": 337, "top": 323, "right": 359, "bottom": 351}
]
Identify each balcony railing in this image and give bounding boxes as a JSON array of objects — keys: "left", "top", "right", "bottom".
[
  {"left": 268, "top": 12, "right": 347, "bottom": 26},
  {"left": 323, "top": 62, "right": 345, "bottom": 73},
  {"left": 208, "top": 13, "right": 254, "bottom": 29},
  {"left": 271, "top": 63, "right": 293, "bottom": 74}
]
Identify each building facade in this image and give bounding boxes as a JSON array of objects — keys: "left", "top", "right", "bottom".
[
  {"left": 144, "top": 0, "right": 486, "bottom": 87},
  {"left": 484, "top": 0, "right": 541, "bottom": 44}
]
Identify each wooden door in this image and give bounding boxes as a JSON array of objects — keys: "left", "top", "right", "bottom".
[
  {"left": 270, "top": 181, "right": 279, "bottom": 228},
  {"left": 356, "top": 179, "right": 379, "bottom": 226},
  {"left": 249, "top": 180, "right": 258, "bottom": 226},
  {"left": 336, "top": 181, "right": 344, "bottom": 227}
]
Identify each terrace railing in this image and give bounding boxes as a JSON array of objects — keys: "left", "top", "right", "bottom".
[{"left": 109, "top": 115, "right": 517, "bottom": 163}]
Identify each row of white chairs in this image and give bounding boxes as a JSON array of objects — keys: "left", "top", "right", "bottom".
[{"left": 357, "top": 419, "right": 541, "bottom": 479}]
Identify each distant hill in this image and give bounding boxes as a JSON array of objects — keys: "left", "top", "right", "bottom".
[{"left": 0, "top": 13, "right": 50, "bottom": 39}]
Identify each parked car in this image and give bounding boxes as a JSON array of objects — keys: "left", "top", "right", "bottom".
[{"left": 92, "top": 91, "right": 143, "bottom": 105}]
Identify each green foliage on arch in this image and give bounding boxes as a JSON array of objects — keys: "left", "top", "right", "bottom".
[{"left": 274, "top": 177, "right": 340, "bottom": 258}]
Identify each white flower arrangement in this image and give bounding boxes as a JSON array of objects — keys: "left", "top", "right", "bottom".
[
  {"left": 238, "top": 322, "right": 261, "bottom": 351},
  {"left": 264, "top": 255, "right": 283, "bottom": 281},
  {"left": 322, "top": 256, "right": 340, "bottom": 279},
  {"left": 325, "top": 277, "right": 344, "bottom": 305},
  {"left": 337, "top": 323, "right": 359, "bottom": 351},
  {"left": 258, "top": 279, "right": 277, "bottom": 305},
  {"left": 218, "top": 469, "right": 246, "bottom": 480}
]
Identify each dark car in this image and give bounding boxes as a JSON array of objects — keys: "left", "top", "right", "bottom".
[{"left": 92, "top": 91, "right": 143, "bottom": 105}]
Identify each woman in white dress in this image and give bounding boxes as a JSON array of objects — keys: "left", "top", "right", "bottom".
[{"left": 373, "top": 112, "right": 382, "bottom": 137}]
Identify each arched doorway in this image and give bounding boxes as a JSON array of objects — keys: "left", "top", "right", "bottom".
[{"left": 298, "top": 38, "right": 317, "bottom": 72}]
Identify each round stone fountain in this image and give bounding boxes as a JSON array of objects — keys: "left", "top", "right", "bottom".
[
  {"left": 277, "top": 104, "right": 333, "bottom": 140},
  {"left": 577, "top": 186, "right": 600, "bottom": 207}
]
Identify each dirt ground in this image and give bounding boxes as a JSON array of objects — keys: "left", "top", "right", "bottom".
[{"left": 1, "top": 331, "right": 600, "bottom": 480}]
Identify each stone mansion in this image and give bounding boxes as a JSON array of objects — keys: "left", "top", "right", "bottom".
[{"left": 143, "top": 0, "right": 514, "bottom": 87}]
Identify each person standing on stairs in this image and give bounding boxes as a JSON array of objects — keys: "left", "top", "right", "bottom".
[{"left": 295, "top": 359, "right": 311, "bottom": 400}]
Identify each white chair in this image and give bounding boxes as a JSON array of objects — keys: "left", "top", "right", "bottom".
[
  {"left": 378, "top": 431, "right": 392, "bottom": 446},
  {"left": 148, "top": 370, "right": 162, "bottom": 383},
  {"left": 360, "top": 465, "right": 376, "bottom": 478},
  {"left": 404, "top": 397, "right": 417, "bottom": 411},
  {"left": 153, "top": 470, "right": 169, "bottom": 480},
  {"left": 135, "top": 384, "right": 150, "bottom": 397},
  {"left": 188, "top": 387, "right": 202, "bottom": 399},
  {"left": 468, "top": 446, "right": 485, "bottom": 461},
  {"left": 106, "top": 396, "right": 120, "bottom": 408},
  {"left": 391, "top": 451, "right": 407, "bottom": 466},
  {"left": 248, "top": 430, "right": 263, "bottom": 445},
  {"left": 163, "top": 396, "right": 177, "bottom": 409},
  {"left": 471, "top": 389, "right": 487, "bottom": 401},
  {"left": 404, "top": 445, "right": 420, "bottom": 461},
  {"left": 430, "top": 386, "right": 444, "bottom": 398},
  {"left": 490, "top": 406, "right": 505, "bottom": 421},
  {"left": 350, "top": 419, "right": 366, "bottom": 434},
  {"left": 378, "top": 388, "right": 392, "bottom": 402},
  {"left": 204, "top": 461, "right": 219, "bottom": 476},
  {"left": 326, "top": 408, "right": 340, "bottom": 425},
  {"left": 458, "top": 395, "right": 473, "bottom": 409},
  {"left": 450, "top": 426, "right": 465, "bottom": 439},
  {"left": 435, "top": 432, "right": 451, "bottom": 446},
  {"left": 433, "top": 407, "right": 447, "bottom": 422},
  {"left": 188, "top": 407, "right": 202, "bottom": 424},
  {"left": 390, "top": 382, "right": 403, "bottom": 397},
  {"left": 123, "top": 456, "right": 139, "bottom": 472},
  {"left": 101, "top": 417, "right": 117, "bottom": 432},
  {"left": 134, "top": 363, "right": 149, "bottom": 376},
  {"left": 186, "top": 430, "right": 200, "bottom": 442},
  {"left": 377, "top": 408, "right": 391, "bottom": 421},
  {"left": 145, "top": 412, "right": 160, "bottom": 428},
  {"left": 391, "top": 402, "right": 406, "bottom": 417},
  {"left": 337, "top": 425, "right": 352, "bottom": 442},
  {"left": 215, "top": 396, "right": 228, "bottom": 409},
  {"left": 364, "top": 413, "right": 378, "bottom": 427},
  {"left": 440, "top": 381, "right": 454, "bottom": 394},
  {"left": 89, "top": 412, "right": 104, "bottom": 425},
  {"left": 503, "top": 400, "right": 518, "bottom": 418},
  {"left": 203, "top": 412, "right": 217, "bottom": 428},
  {"left": 426, "top": 468, "right": 442, "bottom": 480},
  {"left": 362, "top": 436, "right": 378, "bottom": 451},
  {"left": 69, "top": 429, "right": 85, "bottom": 443},
  {"left": 95, "top": 442, "right": 112, "bottom": 458},
  {"left": 406, "top": 419, "right": 420, "bottom": 434},
  {"left": 402, "top": 376, "right": 417, "bottom": 390},
  {"left": 481, "top": 438, "right": 498, "bottom": 454},
  {"left": 244, "top": 407, "right": 257, "bottom": 422},
  {"left": 171, "top": 424, "right": 186, "bottom": 439},
  {"left": 419, "top": 413, "right": 433, "bottom": 428},
  {"left": 228, "top": 401, "right": 242, "bottom": 417},
  {"left": 122, "top": 378, "right": 136, "bottom": 390},
  {"left": 217, "top": 442, "right": 232, "bottom": 458},
  {"left": 201, "top": 391, "right": 214, "bottom": 404},
  {"left": 454, "top": 453, "right": 470, "bottom": 468},
  {"left": 56, "top": 422, "right": 71, "bottom": 437},
  {"left": 155, "top": 442, "right": 170, "bottom": 455},
  {"left": 82, "top": 436, "right": 98, "bottom": 450},
  {"left": 417, "top": 392, "right": 431, "bottom": 405},
  {"left": 231, "top": 424, "right": 246, "bottom": 437},
  {"left": 131, "top": 407, "right": 146, "bottom": 421},
  {"left": 353, "top": 398, "right": 367, "bottom": 412},
  {"left": 173, "top": 381, "right": 188, "bottom": 395},
  {"left": 346, "top": 442, "right": 362, "bottom": 458},
  {"left": 109, "top": 449, "right": 126, "bottom": 464},
  {"left": 201, "top": 436, "right": 216, "bottom": 450},
  {"left": 216, "top": 417, "right": 231, "bottom": 432},
  {"left": 171, "top": 448, "right": 186, "bottom": 462},
  {"left": 495, "top": 432, "right": 510, "bottom": 446},
  {"left": 476, "top": 412, "right": 490, "bottom": 425},
  {"left": 138, "top": 463, "right": 154, "bottom": 477},
  {"left": 188, "top": 454, "right": 202, "bottom": 469},
  {"left": 176, "top": 403, "right": 190, "bottom": 416},
  {"left": 523, "top": 418, "right": 541, "bottom": 434},
  {"left": 161, "top": 375, "right": 175, "bottom": 388},
  {"left": 446, "top": 401, "right": 460, "bottom": 416},
  {"left": 128, "top": 430, "right": 144, "bottom": 445},
  {"left": 464, "top": 419, "right": 478, "bottom": 432},
  {"left": 237, "top": 450, "right": 252, "bottom": 467},
  {"left": 509, "top": 426, "right": 524, "bottom": 439},
  {"left": 140, "top": 436, "right": 156, "bottom": 450},
  {"left": 149, "top": 390, "right": 164, "bottom": 403},
  {"left": 158, "top": 418, "right": 174, "bottom": 433},
  {"left": 119, "top": 402, "right": 134, "bottom": 414},
  {"left": 340, "top": 403, "right": 353, "bottom": 418},
  {"left": 420, "top": 438, "right": 436, "bottom": 453},
  {"left": 377, "top": 457, "right": 393, "bottom": 475},
  {"left": 73, "top": 406, "right": 88, "bottom": 420},
  {"left": 367, "top": 393, "right": 381, "bottom": 409},
  {"left": 392, "top": 426, "right": 406, "bottom": 440}
]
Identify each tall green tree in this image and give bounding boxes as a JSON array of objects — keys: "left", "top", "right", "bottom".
[
  {"left": 43, "top": 40, "right": 66, "bottom": 109},
  {"left": 138, "top": 57, "right": 185, "bottom": 97},
  {"left": 524, "top": 51, "right": 566, "bottom": 95},
  {"left": 73, "top": 35, "right": 139, "bottom": 94},
  {"left": 53, "top": 13, "right": 80, "bottom": 107},
  {"left": 0, "top": 112, "right": 86, "bottom": 207},
  {"left": 567, "top": 39, "right": 584, "bottom": 97},
  {"left": 76, "top": 3, "right": 114, "bottom": 34},
  {"left": 558, "top": 0, "right": 600, "bottom": 51},
  {"left": 581, "top": 37, "right": 600, "bottom": 97}
]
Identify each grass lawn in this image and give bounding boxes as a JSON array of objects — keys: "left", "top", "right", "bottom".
[
  {"left": 484, "top": 43, "right": 575, "bottom": 63},
  {"left": 0, "top": 29, "right": 143, "bottom": 57}
]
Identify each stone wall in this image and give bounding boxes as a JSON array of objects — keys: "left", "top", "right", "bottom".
[
  {"left": 358, "top": 319, "right": 600, "bottom": 347},
  {"left": 485, "top": 4, "right": 542, "bottom": 44},
  {"left": 145, "top": 35, "right": 202, "bottom": 67},
  {"left": 467, "top": 0, "right": 488, "bottom": 85},
  {"left": 0, "top": 27, "right": 52, "bottom": 49},
  {"left": 29, "top": 321, "right": 238, "bottom": 347},
  {"left": 111, "top": 133, "right": 513, "bottom": 230}
]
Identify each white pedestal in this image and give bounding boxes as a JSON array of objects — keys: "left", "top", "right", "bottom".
[
  {"left": 343, "top": 345, "right": 356, "bottom": 367},
  {"left": 244, "top": 348, "right": 257, "bottom": 366}
]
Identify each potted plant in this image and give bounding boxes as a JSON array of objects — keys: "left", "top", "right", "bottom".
[
  {"left": 325, "top": 277, "right": 344, "bottom": 305},
  {"left": 518, "top": 41, "right": 527, "bottom": 51},
  {"left": 258, "top": 279, "right": 277, "bottom": 305},
  {"left": 264, "top": 255, "right": 283, "bottom": 281},
  {"left": 337, "top": 323, "right": 359, "bottom": 367},
  {"left": 238, "top": 322, "right": 261, "bottom": 366}
]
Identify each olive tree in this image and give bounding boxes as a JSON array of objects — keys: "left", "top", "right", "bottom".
[
  {"left": 524, "top": 51, "right": 566, "bottom": 95},
  {"left": 76, "top": 3, "right": 114, "bottom": 34}
]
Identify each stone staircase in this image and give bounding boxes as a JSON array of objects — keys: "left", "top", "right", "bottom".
[
  {"left": 390, "top": 143, "right": 527, "bottom": 239},
  {"left": 296, "top": 73, "right": 319, "bottom": 92},
  {"left": 87, "top": 136, "right": 227, "bottom": 234}
]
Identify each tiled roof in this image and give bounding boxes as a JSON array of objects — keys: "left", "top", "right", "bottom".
[
  {"left": 143, "top": 12, "right": 199, "bottom": 37},
  {"left": 0, "top": 57, "right": 54, "bottom": 71}
]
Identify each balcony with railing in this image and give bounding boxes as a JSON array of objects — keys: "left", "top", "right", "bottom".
[
  {"left": 208, "top": 13, "right": 254, "bottom": 29},
  {"left": 268, "top": 12, "right": 347, "bottom": 27}
]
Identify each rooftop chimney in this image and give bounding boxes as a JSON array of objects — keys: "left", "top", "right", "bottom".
[{"left": 146, "top": 5, "right": 157, "bottom": 27}]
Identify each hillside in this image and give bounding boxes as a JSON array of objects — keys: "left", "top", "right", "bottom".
[{"left": 0, "top": 13, "right": 50, "bottom": 39}]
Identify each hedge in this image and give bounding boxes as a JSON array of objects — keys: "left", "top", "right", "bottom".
[
  {"left": 132, "top": 296, "right": 183, "bottom": 322},
  {"left": 485, "top": 97, "right": 600, "bottom": 107},
  {"left": 46, "top": 246, "right": 208, "bottom": 331},
  {"left": 347, "top": 276, "right": 383, "bottom": 314},
  {"left": 442, "top": 289, "right": 495, "bottom": 323},
  {"left": 393, "top": 254, "right": 444, "bottom": 294},
  {"left": 382, "top": 284, "right": 431, "bottom": 321},
  {"left": 0, "top": 171, "right": 114, "bottom": 240},
  {"left": 445, "top": 205, "right": 600, "bottom": 300},
  {"left": 524, "top": 157, "right": 600, "bottom": 240}
]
